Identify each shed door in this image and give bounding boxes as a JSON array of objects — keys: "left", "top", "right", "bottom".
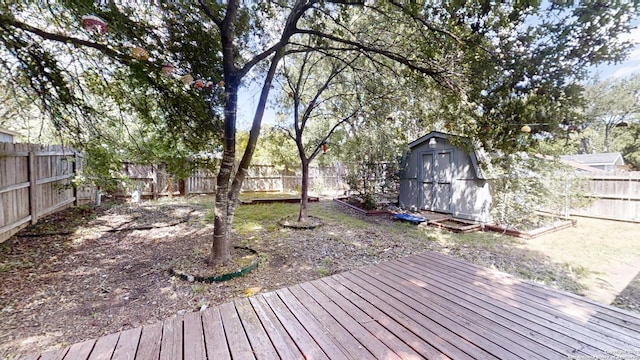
[{"left": 421, "top": 151, "right": 452, "bottom": 213}]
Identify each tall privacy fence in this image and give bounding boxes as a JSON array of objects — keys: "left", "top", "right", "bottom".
[
  {"left": 0, "top": 143, "right": 93, "bottom": 243},
  {"left": 117, "top": 163, "right": 349, "bottom": 198},
  {"left": 572, "top": 171, "right": 640, "bottom": 222}
]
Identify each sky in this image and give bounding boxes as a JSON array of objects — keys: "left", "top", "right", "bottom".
[{"left": 591, "top": 24, "right": 640, "bottom": 78}]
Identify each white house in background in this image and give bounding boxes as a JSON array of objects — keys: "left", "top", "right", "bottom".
[
  {"left": 560, "top": 152, "right": 625, "bottom": 172},
  {"left": 0, "top": 127, "right": 20, "bottom": 143}
]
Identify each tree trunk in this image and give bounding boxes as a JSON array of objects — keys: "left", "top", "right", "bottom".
[
  {"left": 298, "top": 159, "right": 310, "bottom": 222},
  {"left": 208, "top": 79, "right": 238, "bottom": 265},
  {"left": 604, "top": 124, "right": 611, "bottom": 152}
]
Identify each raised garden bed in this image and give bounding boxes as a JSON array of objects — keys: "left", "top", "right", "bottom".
[
  {"left": 485, "top": 216, "right": 576, "bottom": 239},
  {"left": 429, "top": 218, "right": 482, "bottom": 233},
  {"left": 333, "top": 197, "right": 389, "bottom": 216}
]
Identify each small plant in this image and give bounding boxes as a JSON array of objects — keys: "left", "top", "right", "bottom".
[{"left": 191, "top": 284, "right": 206, "bottom": 294}]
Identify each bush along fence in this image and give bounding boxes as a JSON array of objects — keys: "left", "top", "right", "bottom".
[
  {"left": 112, "top": 163, "right": 349, "bottom": 199},
  {"left": 0, "top": 143, "right": 93, "bottom": 243}
]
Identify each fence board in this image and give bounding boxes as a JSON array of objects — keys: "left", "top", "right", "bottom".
[
  {"left": 572, "top": 172, "right": 640, "bottom": 222},
  {"left": 0, "top": 143, "right": 83, "bottom": 243}
]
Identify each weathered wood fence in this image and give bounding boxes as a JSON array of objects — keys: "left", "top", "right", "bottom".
[
  {"left": 0, "top": 143, "right": 93, "bottom": 243},
  {"left": 571, "top": 171, "right": 640, "bottom": 222},
  {"left": 117, "top": 164, "right": 348, "bottom": 198}
]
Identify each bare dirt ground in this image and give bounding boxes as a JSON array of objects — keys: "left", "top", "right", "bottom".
[{"left": 0, "top": 197, "right": 637, "bottom": 358}]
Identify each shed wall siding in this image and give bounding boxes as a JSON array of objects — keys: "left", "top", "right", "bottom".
[{"left": 399, "top": 134, "right": 491, "bottom": 222}]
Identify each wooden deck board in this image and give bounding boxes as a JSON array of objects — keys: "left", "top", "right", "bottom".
[
  {"left": 420, "top": 251, "right": 640, "bottom": 325},
  {"left": 379, "top": 259, "right": 585, "bottom": 357},
  {"left": 234, "top": 297, "right": 280, "bottom": 360},
  {"left": 370, "top": 262, "right": 563, "bottom": 359},
  {"left": 134, "top": 322, "right": 162, "bottom": 360},
  {"left": 201, "top": 306, "right": 231, "bottom": 360},
  {"left": 159, "top": 315, "right": 182, "bottom": 360},
  {"left": 16, "top": 251, "right": 640, "bottom": 360},
  {"left": 401, "top": 254, "right": 639, "bottom": 353},
  {"left": 269, "top": 290, "right": 348, "bottom": 359},
  {"left": 183, "top": 311, "right": 207, "bottom": 360},
  {"left": 319, "top": 276, "right": 450, "bottom": 359},
  {"left": 248, "top": 295, "right": 305, "bottom": 360},
  {"left": 219, "top": 301, "right": 255, "bottom": 360},
  {"left": 87, "top": 332, "right": 119, "bottom": 360},
  {"left": 286, "top": 284, "right": 383, "bottom": 360},
  {"left": 111, "top": 327, "right": 141, "bottom": 360},
  {"left": 395, "top": 255, "right": 623, "bottom": 357},
  {"left": 62, "top": 339, "right": 95, "bottom": 360},
  {"left": 420, "top": 251, "right": 640, "bottom": 333}
]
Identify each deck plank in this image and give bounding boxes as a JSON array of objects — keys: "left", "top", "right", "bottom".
[
  {"left": 401, "top": 254, "right": 639, "bottom": 353},
  {"left": 273, "top": 288, "right": 350, "bottom": 359},
  {"left": 396, "top": 256, "right": 615, "bottom": 357},
  {"left": 135, "top": 322, "right": 162, "bottom": 360},
  {"left": 234, "top": 297, "right": 280, "bottom": 360},
  {"left": 111, "top": 327, "right": 142, "bottom": 360},
  {"left": 333, "top": 273, "right": 479, "bottom": 360},
  {"left": 319, "top": 276, "right": 450, "bottom": 359},
  {"left": 62, "top": 339, "right": 95, "bottom": 360},
  {"left": 293, "top": 282, "right": 406, "bottom": 360},
  {"left": 285, "top": 285, "right": 379, "bottom": 359},
  {"left": 201, "top": 305, "right": 231, "bottom": 360},
  {"left": 380, "top": 259, "right": 590, "bottom": 357},
  {"left": 365, "top": 263, "right": 560, "bottom": 360},
  {"left": 349, "top": 269, "right": 527, "bottom": 360},
  {"left": 248, "top": 295, "right": 304, "bottom": 360},
  {"left": 261, "top": 292, "right": 331, "bottom": 360},
  {"left": 87, "top": 332, "right": 119, "bottom": 360},
  {"left": 183, "top": 311, "right": 206, "bottom": 360},
  {"left": 419, "top": 252, "right": 640, "bottom": 329},
  {"left": 38, "top": 348, "right": 68, "bottom": 360},
  {"left": 219, "top": 301, "right": 255, "bottom": 360},
  {"left": 159, "top": 316, "right": 182, "bottom": 360},
  {"left": 418, "top": 252, "right": 640, "bottom": 335}
]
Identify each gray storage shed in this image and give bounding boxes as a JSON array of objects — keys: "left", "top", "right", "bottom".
[{"left": 398, "top": 131, "right": 492, "bottom": 223}]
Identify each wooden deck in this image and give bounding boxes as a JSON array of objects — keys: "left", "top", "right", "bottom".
[{"left": 18, "top": 251, "right": 640, "bottom": 359}]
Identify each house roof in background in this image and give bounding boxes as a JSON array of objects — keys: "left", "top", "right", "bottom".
[{"left": 560, "top": 152, "right": 624, "bottom": 166}]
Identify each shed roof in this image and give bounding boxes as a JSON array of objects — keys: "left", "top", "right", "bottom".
[
  {"left": 560, "top": 152, "right": 624, "bottom": 166},
  {"left": 408, "top": 131, "right": 492, "bottom": 179},
  {"left": 0, "top": 127, "right": 20, "bottom": 136}
]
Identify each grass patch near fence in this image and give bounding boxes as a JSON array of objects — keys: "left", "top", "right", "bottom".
[{"left": 523, "top": 217, "right": 640, "bottom": 304}]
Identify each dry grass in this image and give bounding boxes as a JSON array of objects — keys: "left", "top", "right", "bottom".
[{"left": 522, "top": 217, "right": 640, "bottom": 304}]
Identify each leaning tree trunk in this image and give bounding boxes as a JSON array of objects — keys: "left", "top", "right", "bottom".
[{"left": 298, "top": 159, "right": 310, "bottom": 222}]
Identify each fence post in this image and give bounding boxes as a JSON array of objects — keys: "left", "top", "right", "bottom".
[
  {"left": 280, "top": 173, "right": 284, "bottom": 193},
  {"left": 28, "top": 150, "right": 38, "bottom": 225},
  {"left": 73, "top": 152, "right": 79, "bottom": 206}
]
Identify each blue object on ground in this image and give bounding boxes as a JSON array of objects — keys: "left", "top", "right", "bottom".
[{"left": 393, "top": 213, "right": 427, "bottom": 224}]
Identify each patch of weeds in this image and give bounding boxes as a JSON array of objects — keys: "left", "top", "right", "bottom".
[
  {"left": 265, "top": 223, "right": 279, "bottom": 232},
  {"left": 0, "top": 260, "right": 34, "bottom": 273},
  {"left": 316, "top": 256, "right": 333, "bottom": 276},
  {"left": 191, "top": 284, "right": 206, "bottom": 294},
  {"left": 258, "top": 254, "right": 270, "bottom": 266}
]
